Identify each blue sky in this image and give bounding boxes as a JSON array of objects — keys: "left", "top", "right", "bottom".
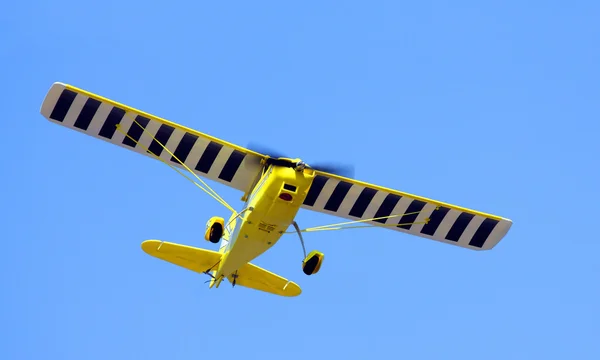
[{"left": 2, "top": 1, "right": 599, "bottom": 359}]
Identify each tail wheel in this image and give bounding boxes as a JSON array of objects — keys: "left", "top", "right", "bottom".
[{"left": 208, "top": 223, "right": 223, "bottom": 243}]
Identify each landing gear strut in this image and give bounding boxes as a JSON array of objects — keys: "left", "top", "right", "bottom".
[{"left": 292, "top": 221, "right": 325, "bottom": 276}]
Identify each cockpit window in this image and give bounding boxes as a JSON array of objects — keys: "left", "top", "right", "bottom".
[{"left": 283, "top": 183, "right": 297, "bottom": 192}]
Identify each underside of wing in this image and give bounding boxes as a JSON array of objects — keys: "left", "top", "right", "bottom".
[
  {"left": 40, "top": 82, "right": 264, "bottom": 193},
  {"left": 301, "top": 173, "right": 512, "bottom": 251},
  {"left": 141, "top": 240, "right": 221, "bottom": 273}
]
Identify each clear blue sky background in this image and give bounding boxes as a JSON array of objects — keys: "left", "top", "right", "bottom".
[{"left": 2, "top": 1, "right": 599, "bottom": 359}]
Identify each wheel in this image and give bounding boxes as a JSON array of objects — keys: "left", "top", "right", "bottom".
[
  {"left": 208, "top": 223, "right": 223, "bottom": 243},
  {"left": 302, "top": 250, "right": 324, "bottom": 275},
  {"left": 204, "top": 216, "right": 225, "bottom": 243}
]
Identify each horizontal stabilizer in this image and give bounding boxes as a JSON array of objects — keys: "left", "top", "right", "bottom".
[
  {"left": 141, "top": 240, "right": 301, "bottom": 297},
  {"left": 227, "top": 262, "right": 301, "bottom": 297},
  {"left": 141, "top": 240, "right": 221, "bottom": 274}
]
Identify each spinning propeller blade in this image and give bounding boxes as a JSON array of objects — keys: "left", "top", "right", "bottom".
[
  {"left": 308, "top": 162, "right": 355, "bottom": 178},
  {"left": 247, "top": 142, "right": 288, "bottom": 159},
  {"left": 246, "top": 142, "right": 355, "bottom": 178}
]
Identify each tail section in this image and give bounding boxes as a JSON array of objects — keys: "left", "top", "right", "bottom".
[
  {"left": 142, "top": 240, "right": 222, "bottom": 274},
  {"left": 229, "top": 262, "right": 301, "bottom": 297},
  {"left": 141, "top": 240, "right": 301, "bottom": 297}
]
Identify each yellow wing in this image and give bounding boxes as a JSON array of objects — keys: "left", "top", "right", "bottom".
[
  {"left": 141, "top": 240, "right": 301, "bottom": 297},
  {"left": 40, "top": 82, "right": 264, "bottom": 193},
  {"left": 301, "top": 173, "right": 512, "bottom": 250}
]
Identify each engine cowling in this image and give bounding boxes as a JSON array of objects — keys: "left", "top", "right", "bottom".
[
  {"left": 204, "top": 216, "right": 225, "bottom": 244},
  {"left": 302, "top": 250, "right": 324, "bottom": 275}
]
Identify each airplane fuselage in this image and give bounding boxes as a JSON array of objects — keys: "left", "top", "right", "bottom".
[{"left": 211, "top": 163, "right": 316, "bottom": 285}]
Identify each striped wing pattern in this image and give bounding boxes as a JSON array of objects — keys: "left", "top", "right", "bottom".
[
  {"left": 301, "top": 174, "right": 512, "bottom": 250},
  {"left": 40, "top": 82, "right": 263, "bottom": 192}
]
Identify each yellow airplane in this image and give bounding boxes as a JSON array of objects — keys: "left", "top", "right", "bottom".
[{"left": 40, "top": 82, "right": 513, "bottom": 297}]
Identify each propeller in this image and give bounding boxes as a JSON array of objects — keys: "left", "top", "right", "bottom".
[
  {"left": 247, "top": 142, "right": 355, "bottom": 178},
  {"left": 247, "top": 142, "right": 288, "bottom": 160}
]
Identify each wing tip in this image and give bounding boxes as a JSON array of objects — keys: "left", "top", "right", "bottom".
[
  {"left": 282, "top": 281, "right": 302, "bottom": 297},
  {"left": 40, "top": 81, "right": 67, "bottom": 119},
  {"left": 141, "top": 239, "right": 164, "bottom": 254},
  {"left": 476, "top": 218, "right": 513, "bottom": 251}
]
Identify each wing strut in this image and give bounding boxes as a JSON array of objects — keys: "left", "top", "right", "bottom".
[
  {"left": 288, "top": 209, "right": 429, "bottom": 234},
  {"left": 114, "top": 116, "right": 235, "bottom": 213}
]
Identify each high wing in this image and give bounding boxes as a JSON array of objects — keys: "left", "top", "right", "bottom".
[
  {"left": 300, "top": 173, "right": 512, "bottom": 250},
  {"left": 142, "top": 240, "right": 301, "bottom": 297},
  {"left": 40, "top": 82, "right": 264, "bottom": 193}
]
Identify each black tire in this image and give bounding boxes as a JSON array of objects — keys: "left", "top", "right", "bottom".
[
  {"left": 302, "top": 255, "right": 320, "bottom": 275},
  {"left": 209, "top": 223, "right": 223, "bottom": 243}
]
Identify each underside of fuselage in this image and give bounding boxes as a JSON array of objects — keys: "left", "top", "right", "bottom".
[{"left": 212, "top": 163, "right": 317, "bottom": 280}]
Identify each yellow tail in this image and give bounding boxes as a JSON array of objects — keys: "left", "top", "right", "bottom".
[{"left": 141, "top": 240, "right": 301, "bottom": 297}]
